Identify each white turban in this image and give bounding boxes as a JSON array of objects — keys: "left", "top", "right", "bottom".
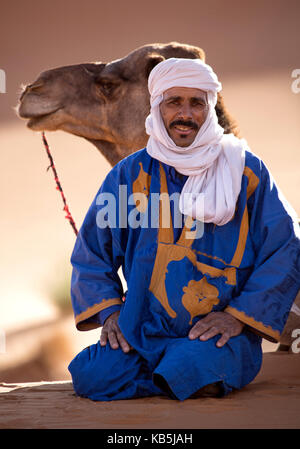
[
  {"left": 148, "top": 57, "right": 221, "bottom": 108},
  {"left": 145, "top": 58, "right": 247, "bottom": 226}
]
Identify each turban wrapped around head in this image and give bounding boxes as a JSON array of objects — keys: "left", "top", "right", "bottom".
[
  {"left": 145, "top": 58, "right": 247, "bottom": 226},
  {"left": 148, "top": 57, "right": 222, "bottom": 108}
]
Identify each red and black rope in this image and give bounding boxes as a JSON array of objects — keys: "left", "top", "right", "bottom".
[{"left": 42, "top": 132, "right": 78, "bottom": 236}]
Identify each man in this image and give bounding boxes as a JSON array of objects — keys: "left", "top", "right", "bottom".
[{"left": 68, "top": 58, "right": 300, "bottom": 401}]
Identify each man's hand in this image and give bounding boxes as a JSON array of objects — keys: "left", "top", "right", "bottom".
[
  {"left": 100, "top": 311, "right": 132, "bottom": 353},
  {"left": 188, "top": 311, "right": 244, "bottom": 347}
]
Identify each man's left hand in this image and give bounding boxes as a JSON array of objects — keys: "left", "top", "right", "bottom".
[{"left": 188, "top": 311, "right": 244, "bottom": 347}]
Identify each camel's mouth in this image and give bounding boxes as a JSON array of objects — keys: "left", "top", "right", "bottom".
[
  {"left": 17, "top": 91, "right": 63, "bottom": 130},
  {"left": 24, "top": 108, "right": 62, "bottom": 130}
]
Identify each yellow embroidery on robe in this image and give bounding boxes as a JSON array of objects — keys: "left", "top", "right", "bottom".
[
  {"left": 75, "top": 298, "right": 123, "bottom": 330},
  {"left": 132, "top": 162, "right": 151, "bottom": 213},
  {"left": 225, "top": 306, "right": 281, "bottom": 342},
  {"left": 182, "top": 278, "right": 220, "bottom": 324},
  {"left": 149, "top": 163, "right": 237, "bottom": 319},
  {"left": 230, "top": 166, "right": 259, "bottom": 267}
]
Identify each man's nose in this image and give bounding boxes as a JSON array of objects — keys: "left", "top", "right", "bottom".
[{"left": 177, "top": 103, "right": 192, "bottom": 120}]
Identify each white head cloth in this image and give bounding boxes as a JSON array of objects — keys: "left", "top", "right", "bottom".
[{"left": 145, "top": 58, "right": 247, "bottom": 226}]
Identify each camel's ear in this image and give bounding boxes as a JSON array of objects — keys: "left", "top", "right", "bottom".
[{"left": 145, "top": 54, "right": 165, "bottom": 79}]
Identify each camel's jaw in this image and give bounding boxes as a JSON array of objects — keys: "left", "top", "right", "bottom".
[
  {"left": 17, "top": 82, "right": 64, "bottom": 131},
  {"left": 26, "top": 110, "right": 61, "bottom": 130},
  {"left": 17, "top": 103, "right": 63, "bottom": 131}
]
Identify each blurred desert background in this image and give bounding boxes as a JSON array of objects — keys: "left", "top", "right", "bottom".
[{"left": 0, "top": 0, "right": 299, "bottom": 382}]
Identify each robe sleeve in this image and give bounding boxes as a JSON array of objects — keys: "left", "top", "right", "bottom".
[
  {"left": 98, "top": 305, "right": 124, "bottom": 326},
  {"left": 70, "top": 164, "right": 127, "bottom": 331},
  {"left": 225, "top": 160, "right": 300, "bottom": 342}
]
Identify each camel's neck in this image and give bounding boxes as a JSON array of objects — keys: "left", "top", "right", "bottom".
[{"left": 84, "top": 138, "right": 126, "bottom": 167}]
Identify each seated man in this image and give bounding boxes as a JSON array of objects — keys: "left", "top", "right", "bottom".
[{"left": 68, "top": 58, "right": 300, "bottom": 401}]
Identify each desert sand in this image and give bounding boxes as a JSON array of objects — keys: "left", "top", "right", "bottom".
[{"left": 0, "top": 353, "right": 299, "bottom": 429}]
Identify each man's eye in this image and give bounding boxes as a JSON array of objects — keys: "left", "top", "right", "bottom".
[{"left": 194, "top": 101, "right": 205, "bottom": 107}]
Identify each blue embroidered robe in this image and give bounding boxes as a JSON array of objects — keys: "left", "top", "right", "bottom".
[{"left": 68, "top": 148, "right": 300, "bottom": 401}]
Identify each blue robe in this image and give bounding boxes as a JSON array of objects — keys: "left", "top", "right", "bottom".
[{"left": 68, "top": 148, "right": 300, "bottom": 401}]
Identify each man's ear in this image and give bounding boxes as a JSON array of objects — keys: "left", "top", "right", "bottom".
[{"left": 145, "top": 54, "right": 165, "bottom": 79}]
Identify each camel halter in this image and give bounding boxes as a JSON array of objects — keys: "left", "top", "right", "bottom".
[{"left": 41, "top": 132, "right": 78, "bottom": 236}]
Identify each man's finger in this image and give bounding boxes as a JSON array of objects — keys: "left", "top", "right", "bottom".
[
  {"left": 108, "top": 331, "right": 119, "bottom": 349},
  {"left": 100, "top": 329, "right": 108, "bottom": 346},
  {"left": 216, "top": 332, "right": 230, "bottom": 347},
  {"left": 116, "top": 330, "right": 131, "bottom": 353},
  {"left": 188, "top": 319, "right": 211, "bottom": 339},
  {"left": 199, "top": 326, "right": 220, "bottom": 341}
]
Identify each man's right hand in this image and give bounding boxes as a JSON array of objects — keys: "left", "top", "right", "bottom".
[{"left": 100, "top": 311, "right": 132, "bottom": 353}]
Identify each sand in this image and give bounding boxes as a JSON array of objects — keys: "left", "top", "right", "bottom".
[{"left": 0, "top": 352, "right": 299, "bottom": 429}]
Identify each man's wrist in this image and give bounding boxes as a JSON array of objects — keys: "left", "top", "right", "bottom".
[{"left": 99, "top": 304, "right": 122, "bottom": 326}]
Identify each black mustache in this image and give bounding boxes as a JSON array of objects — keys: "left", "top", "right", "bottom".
[{"left": 169, "top": 120, "right": 199, "bottom": 130}]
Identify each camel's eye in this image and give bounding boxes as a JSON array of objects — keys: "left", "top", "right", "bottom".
[
  {"left": 97, "top": 78, "right": 117, "bottom": 95},
  {"left": 102, "top": 82, "right": 114, "bottom": 92}
]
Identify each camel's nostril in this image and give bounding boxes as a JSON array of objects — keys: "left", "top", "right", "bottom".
[
  {"left": 20, "top": 82, "right": 45, "bottom": 101},
  {"left": 28, "top": 82, "right": 44, "bottom": 91}
]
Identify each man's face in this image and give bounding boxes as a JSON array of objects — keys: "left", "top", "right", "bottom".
[{"left": 159, "top": 87, "right": 208, "bottom": 147}]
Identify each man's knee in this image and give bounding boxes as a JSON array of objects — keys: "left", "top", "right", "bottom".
[
  {"left": 68, "top": 342, "right": 110, "bottom": 397},
  {"left": 68, "top": 342, "right": 143, "bottom": 399}
]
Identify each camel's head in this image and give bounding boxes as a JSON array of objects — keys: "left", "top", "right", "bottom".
[
  {"left": 19, "top": 63, "right": 103, "bottom": 133},
  {"left": 17, "top": 42, "right": 237, "bottom": 166},
  {"left": 18, "top": 59, "right": 148, "bottom": 164}
]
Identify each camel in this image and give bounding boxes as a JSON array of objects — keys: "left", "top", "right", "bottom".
[{"left": 17, "top": 42, "right": 299, "bottom": 351}]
